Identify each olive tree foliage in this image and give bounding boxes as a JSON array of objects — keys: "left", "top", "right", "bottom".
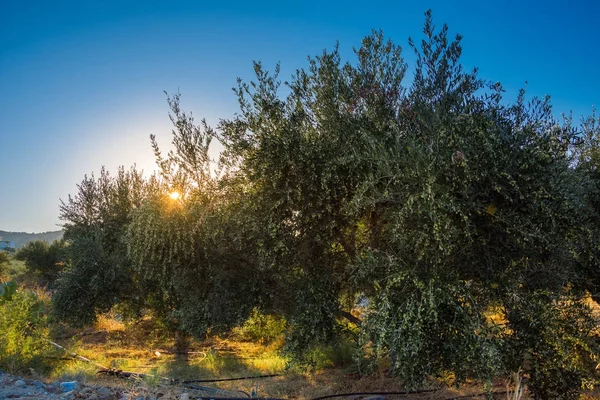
[
  {"left": 573, "top": 109, "right": 600, "bottom": 304},
  {"left": 350, "top": 21, "right": 598, "bottom": 392},
  {"left": 127, "top": 95, "right": 270, "bottom": 341},
  {"left": 54, "top": 166, "right": 156, "bottom": 326},
  {"left": 54, "top": 11, "right": 599, "bottom": 397},
  {"left": 217, "top": 30, "right": 413, "bottom": 355},
  {"left": 214, "top": 11, "right": 599, "bottom": 395}
]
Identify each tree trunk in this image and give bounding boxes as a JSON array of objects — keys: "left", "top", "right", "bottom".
[
  {"left": 173, "top": 329, "right": 189, "bottom": 360},
  {"left": 339, "top": 309, "right": 362, "bottom": 326}
]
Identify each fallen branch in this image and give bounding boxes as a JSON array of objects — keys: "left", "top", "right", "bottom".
[
  {"left": 97, "top": 368, "right": 172, "bottom": 383},
  {"left": 45, "top": 339, "right": 109, "bottom": 370},
  {"left": 184, "top": 383, "right": 250, "bottom": 398},
  {"left": 46, "top": 339, "right": 174, "bottom": 384},
  {"left": 339, "top": 310, "right": 362, "bottom": 326},
  {"left": 41, "top": 356, "right": 80, "bottom": 361}
]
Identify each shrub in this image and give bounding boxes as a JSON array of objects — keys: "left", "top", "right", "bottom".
[
  {"left": 504, "top": 291, "right": 600, "bottom": 400},
  {"left": 0, "top": 252, "right": 9, "bottom": 277},
  {"left": 0, "top": 281, "right": 17, "bottom": 302},
  {"left": 0, "top": 288, "right": 52, "bottom": 373},
  {"left": 16, "top": 239, "right": 68, "bottom": 287},
  {"left": 234, "top": 308, "right": 287, "bottom": 344}
]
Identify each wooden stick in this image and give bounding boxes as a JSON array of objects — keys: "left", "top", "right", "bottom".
[
  {"left": 97, "top": 368, "right": 171, "bottom": 382},
  {"left": 45, "top": 339, "right": 109, "bottom": 370}
]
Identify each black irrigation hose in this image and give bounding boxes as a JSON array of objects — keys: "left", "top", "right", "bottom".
[
  {"left": 183, "top": 383, "right": 251, "bottom": 398},
  {"left": 444, "top": 390, "right": 512, "bottom": 399},
  {"left": 193, "top": 398, "right": 283, "bottom": 400},
  {"left": 46, "top": 339, "right": 515, "bottom": 400},
  {"left": 183, "top": 374, "right": 282, "bottom": 384},
  {"left": 190, "top": 389, "right": 515, "bottom": 400},
  {"left": 191, "top": 391, "right": 440, "bottom": 400},
  {"left": 310, "top": 389, "right": 440, "bottom": 400}
]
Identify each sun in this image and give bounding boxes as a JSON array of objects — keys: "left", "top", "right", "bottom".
[{"left": 169, "top": 191, "right": 181, "bottom": 200}]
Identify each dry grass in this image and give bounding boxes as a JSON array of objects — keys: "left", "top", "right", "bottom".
[
  {"left": 48, "top": 314, "right": 289, "bottom": 393},
  {"left": 42, "top": 312, "right": 600, "bottom": 399}
]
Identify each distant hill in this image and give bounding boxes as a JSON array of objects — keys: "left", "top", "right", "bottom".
[{"left": 0, "top": 230, "right": 64, "bottom": 249}]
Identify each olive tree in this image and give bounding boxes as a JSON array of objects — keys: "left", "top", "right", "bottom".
[
  {"left": 217, "top": 11, "right": 599, "bottom": 396},
  {"left": 127, "top": 95, "right": 274, "bottom": 350},
  {"left": 53, "top": 166, "right": 152, "bottom": 326},
  {"left": 55, "top": 11, "right": 599, "bottom": 397}
]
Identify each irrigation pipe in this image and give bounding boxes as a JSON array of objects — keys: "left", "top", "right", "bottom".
[
  {"left": 183, "top": 383, "right": 250, "bottom": 398},
  {"left": 182, "top": 374, "right": 282, "bottom": 383},
  {"left": 48, "top": 340, "right": 510, "bottom": 400},
  {"left": 190, "top": 392, "right": 439, "bottom": 400},
  {"left": 192, "top": 398, "right": 283, "bottom": 400},
  {"left": 311, "top": 389, "right": 439, "bottom": 400},
  {"left": 444, "top": 390, "right": 512, "bottom": 399},
  {"left": 46, "top": 339, "right": 258, "bottom": 397},
  {"left": 190, "top": 391, "right": 516, "bottom": 400}
]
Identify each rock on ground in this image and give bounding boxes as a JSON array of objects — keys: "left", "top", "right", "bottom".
[
  {"left": 0, "top": 371, "right": 222, "bottom": 400},
  {"left": 0, "top": 371, "right": 130, "bottom": 399}
]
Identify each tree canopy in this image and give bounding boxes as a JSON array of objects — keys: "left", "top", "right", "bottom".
[
  {"left": 54, "top": 166, "right": 153, "bottom": 326},
  {"left": 55, "top": 11, "right": 600, "bottom": 399},
  {"left": 16, "top": 239, "right": 69, "bottom": 287}
]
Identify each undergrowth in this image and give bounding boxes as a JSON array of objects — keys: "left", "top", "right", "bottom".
[{"left": 0, "top": 287, "right": 53, "bottom": 374}]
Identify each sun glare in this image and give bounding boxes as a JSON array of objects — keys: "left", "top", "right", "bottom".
[{"left": 169, "top": 191, "right": 181, "bottom": 200}]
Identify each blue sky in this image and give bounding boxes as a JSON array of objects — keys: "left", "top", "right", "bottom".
[{"left": 1, "top": 0, "right": 598, "bottom": 233}]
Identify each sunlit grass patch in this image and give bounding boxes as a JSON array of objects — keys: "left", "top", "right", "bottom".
[
  {"left": 50, "top": 358, "right": 97, "bottom": 383},
  {"left": 47, "top": 325, "right": 289, "bottom": 390},
  {"left": 95, "top": 313, "right": 126, "bottom": 332},
  {"left": 242, "top": 353, "right": 288, "bottom": 373}
]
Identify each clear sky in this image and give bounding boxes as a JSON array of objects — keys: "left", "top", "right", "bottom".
[{"left": 1, "top": 0, "right": 598, "bottom": 233}]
